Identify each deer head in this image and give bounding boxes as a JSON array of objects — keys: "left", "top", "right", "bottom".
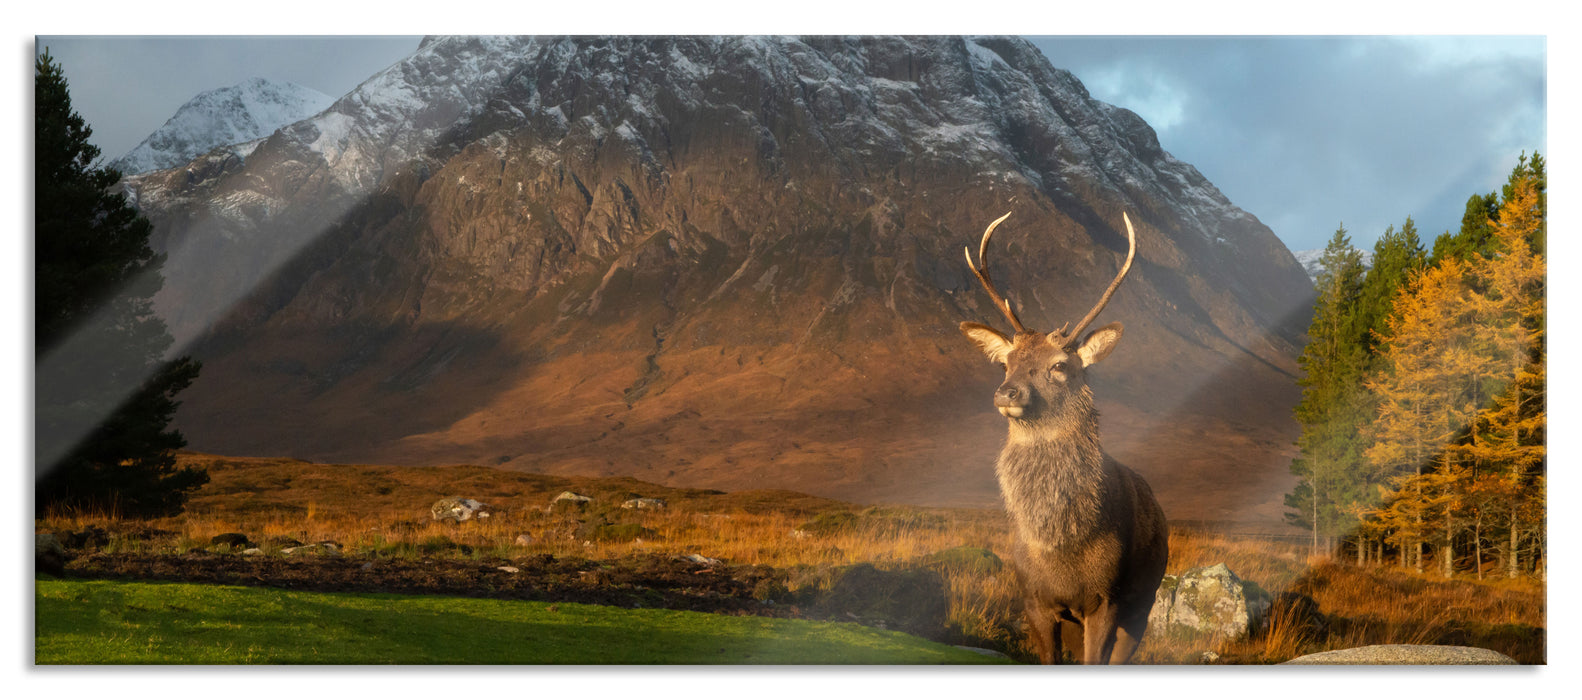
[{"left": 959, "top": 211, "right": 1136, "bottom": 424}]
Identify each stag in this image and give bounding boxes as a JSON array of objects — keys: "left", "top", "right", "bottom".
[{"left": 959, "top": 211, "right": 1168, "bottom": 665}]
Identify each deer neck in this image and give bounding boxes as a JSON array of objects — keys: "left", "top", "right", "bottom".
[{"left": 995, "top": 390, "right": 1109, "bottom": 549}]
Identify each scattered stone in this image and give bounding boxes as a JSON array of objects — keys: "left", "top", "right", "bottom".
[
  {"left": 621, "top": 498, "right": 668, "bottom": 510},
  {"left": 431, "top": 496, "right": 492, "bottom": 523},
  {"left": 36, "top": 533, "right": 67, "bottom": 575},
  {"left": 242, "top": 548, "right": 263, "bottom": 556},
  {"left": 551, "top": 491, "right": 594, "bottom": 512},
  {"left": 281, "top": 541, "right": 341, "bottom": 555},
  {"left": 1148, "top": 563, "right": 1272, "bottom": 639},
  {"left": 498, "top": 566, "right": 521, "bottom": 574},
  {"left": 360, "top": 562, "right": 375, "bottom": 572},
  {"left": 681, "top": 553, "right": 723, "bottom": 567},
  {"left": 514, "top": 534, "right": 536, "bottom": 546},
  {"left": 209, "top": 533, "right": 253, "bottom": 549},
  {"left": 590, "top": 523, "right": 656, "bottom": 543},
  {"left": 789, "top": 529, "right": 810, "bottom": 540},
  {"left": 1282, "top": 645, "right": 1519, "bottom": 665}
]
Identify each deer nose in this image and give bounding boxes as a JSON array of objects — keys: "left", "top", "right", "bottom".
[{"left": 994, "top": 384, "right": 1028, "bottom": 408}]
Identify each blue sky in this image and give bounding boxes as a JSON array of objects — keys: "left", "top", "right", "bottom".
[{"left": 34, "top": 34, "right": 1546, "bottom": 254}]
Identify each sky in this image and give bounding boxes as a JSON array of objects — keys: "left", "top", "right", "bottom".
[{"left": 33, "top": 33, "right": 1545, "bottom": 254}]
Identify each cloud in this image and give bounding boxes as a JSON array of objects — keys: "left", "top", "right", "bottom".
[{"left": 1029, "top": 36, "right": 1546, "bottom": 252}]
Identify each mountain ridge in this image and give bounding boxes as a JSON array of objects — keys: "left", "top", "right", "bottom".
[
  {"left": 121, "top": 36, "right": 1314, "bottom": 526},
  {"left": 110, "top": 77, "right": 333, "bottom": 175}
]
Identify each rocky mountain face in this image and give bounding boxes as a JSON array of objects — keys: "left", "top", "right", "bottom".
[
  {"left": 123, "top": 36, "right": 1315, "bottom": 526},
  {"left": 1293, "top": 247, "right": 1373, "bottom": 283},
  {"left": 110, "top": 78, "right": 333, "bottom": 175}
]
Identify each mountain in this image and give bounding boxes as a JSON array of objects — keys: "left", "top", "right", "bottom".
[
  {"left": 1293, "top": 248, "right": 1374, "bottom": 283},
  {"left": 109, "top": 78, "right": 333, "bottom": 175},
  {"left": 121, "top": 36, "right": 1316, "bottom": 528}
]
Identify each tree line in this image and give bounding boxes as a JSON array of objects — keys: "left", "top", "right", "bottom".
[
  {"left": 1286, "top": 153, "right": 1546, "bottom": 579},
  {"left": 35, "top": 50, "right": 206, "bottom": 518}
]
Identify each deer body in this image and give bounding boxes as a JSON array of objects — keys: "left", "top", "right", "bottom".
[{"left": 959, "top": 212, "right": 1168, "bottom": 664}]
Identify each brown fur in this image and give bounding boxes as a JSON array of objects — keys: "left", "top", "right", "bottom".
[{"left": 960, "top": 323, "right": 1168, "bottom": 664}]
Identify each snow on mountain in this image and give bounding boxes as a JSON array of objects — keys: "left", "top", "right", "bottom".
[
  {"left": 124, "top": 36, "right": 1317, "bottom": 513},
  {"left": 109, "top": 78, "right": 333, "bottom": 175},
  {"left": 1293, "top": 248, "right": 1374, "bottom": 283}
]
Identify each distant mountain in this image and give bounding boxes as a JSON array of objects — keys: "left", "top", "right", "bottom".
[
  {"left": 109, "top": 78, "right": 333, "bottom": 175},
  {"left": 122, "top": 36, "right": 1315, "bottom": 526},
  {"left": 1293, "top": 248, "right": 1374, "bottom": 284}
]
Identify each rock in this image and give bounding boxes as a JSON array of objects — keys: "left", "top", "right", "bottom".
[
  {"left": 812, "top": 563, "right": 951, "bottom": 640},
  {"left": 621, "top": 498, "right": 667, "bottom": 510},
  {"left": 498, "top": 566, "right": 521, "bottom": 574},
  {"left": 1282, "top": 645, "right": 1519, "bottom": 665},
  {"left": 431, "top": 496, "right": 492, "bottom": 523},
  {"left": 921, "top": 546, "right": 1003, "bottom": 575},
  {"left": 282, "top": 541, "right": 340, "bottom": 555},
  {"left": 681, "top": 553, "right": 723, "bottom": 567},
  {"left": 242, "top": 548, "right": 264, "bottom": 555},
  {"left": 1148, "top": 563, "right": 1271, "bottom": 639},
  {"left": 514, "top": 533, "right": 536, "bottom": 546},
  {"left": 36, "top": 533, "right": 68, "bottom": 575},
  {"left": 209, "top": 533, "right": 253, "bottom": 549},
  {"left": 550, "top": 491, "right": 593, "bottom": 512},
  {"left": 56, "top": 526, "right": 110, "bottom": 550}
]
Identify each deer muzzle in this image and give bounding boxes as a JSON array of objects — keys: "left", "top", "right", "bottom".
[{"left": 994, "top": 384, "right": 1028, "bottom": 418}]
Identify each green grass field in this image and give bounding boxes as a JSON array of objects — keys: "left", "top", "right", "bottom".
[{"left": 35, "top": 578, "right": 1010, "bottom": 665}]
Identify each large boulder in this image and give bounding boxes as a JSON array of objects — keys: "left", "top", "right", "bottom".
[
  {"left": 1283, "top": 645, "right": 1519, "bottom": 665},
  {"left": 36, "top": 533, "right": 68, "bottom": 575},
  {"left": 550, "top": 492, "right": 593, "bottom": 512},
  {"left": 431, "top": 496, "right": 492, "bottom": 522},
  {"left": 812, "top": 563, "right": 950, "bottom": 640},
  {"left": 1148, "top": 563, "right": 1272, "bottom": 639}
]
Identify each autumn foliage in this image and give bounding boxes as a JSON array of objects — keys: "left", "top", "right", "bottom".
[{"left": 1288, "top": 154, "right": 1546, "bottom": 579}]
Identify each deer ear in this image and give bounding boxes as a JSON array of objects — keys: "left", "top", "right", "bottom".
[
  {"left": 960, "top": 322, "right": 1012, "bottom": 365},
  {"left": 1076, "top": 322, "right": 1123, "bottom": 367}
]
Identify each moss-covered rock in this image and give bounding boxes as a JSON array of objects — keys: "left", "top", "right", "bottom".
[
  {"left": 811, "top": 563, "right": 950, "bottom": 640},
  {"left": 920, "top": 546, "right": 1003, "bottom": 576}
]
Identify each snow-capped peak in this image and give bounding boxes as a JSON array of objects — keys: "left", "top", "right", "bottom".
[{"left": 110, "top": 78, "right": 334, "bottom": 175}]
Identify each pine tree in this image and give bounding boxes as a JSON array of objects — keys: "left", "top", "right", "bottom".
[
  {"left": 34, "top": 49, "right": 206, "bottom": 518},
  {"left": 1356, "top": 218, "right": 1426, "bottom": 356},
  {"left": 1286, "top": 226, "right": 1371, "bottom": 552}
]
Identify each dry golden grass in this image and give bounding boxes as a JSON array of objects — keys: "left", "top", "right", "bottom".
[{"left": 38, "top": 453, "right": 1545, "bottom": 664}]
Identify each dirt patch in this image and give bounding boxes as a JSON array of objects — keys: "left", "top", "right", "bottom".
[{"left": 60, "top": 551, "right": 792, "bottom": 618}]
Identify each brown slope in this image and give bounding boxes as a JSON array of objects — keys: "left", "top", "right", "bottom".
[{"left": 144, "top": 37, "right": 1311, "bottom": 528}]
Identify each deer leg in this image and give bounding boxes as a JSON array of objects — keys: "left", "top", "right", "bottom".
[
  {"left": 1082, "top": 600, "right": 1121, "bottom": 665},
  {"left": 1024, "top": 602, "right": 1061, "bottom": 664},
  {"left": 1108, "top": 609, "right": 1149, "bottom": 664}
]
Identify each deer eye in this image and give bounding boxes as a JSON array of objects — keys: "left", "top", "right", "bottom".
[{"left": 1051, "top": 361, "right": 1068, "bottom": 374}]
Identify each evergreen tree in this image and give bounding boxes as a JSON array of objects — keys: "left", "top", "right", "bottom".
[
  {"left": 34, "top": 49, "right": 205, "bottom": 517},
  {"left": 1356, "top": 217, "right": 1426, "bottom": 357},
  {"left": 1286, "top": 226, "right": 1371, "bottom": 551},
  {"left": 1430, "top": 193, "right": 1499, "bottom": 265}
]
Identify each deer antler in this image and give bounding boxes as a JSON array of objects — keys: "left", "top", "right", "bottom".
[
  {"left": 964, "top": 211, "right": 1027, "bottom": 334},
  {"left": 1065, "top": 211, "right": 1137, "bottom": 341}
]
